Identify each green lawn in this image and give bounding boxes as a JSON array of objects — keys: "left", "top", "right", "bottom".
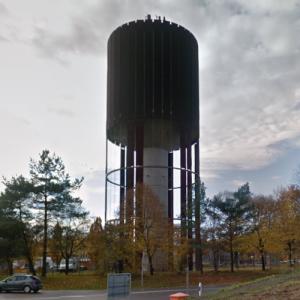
[
  {"left": 2, "top": 266, "right": 300, "bottom": 299},
  {"left": 0, "top": 267, "right": 288, "bottom": 290},
  {"left": 40, "top": 269, "right": 286, "bottom": 290}
]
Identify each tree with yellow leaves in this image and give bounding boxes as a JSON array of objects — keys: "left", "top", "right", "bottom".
[
  {"left": 274, "top": 186, "right": 300, "bottom": 267},
  {"left": 239, "top": 195, "right": 277, "bottom": 271},
  {"left": 86, "top": 217, "right": 105, "bottom": 273},
  {"left": 133, "top": 184, "right": 169, "bottom": 275}
]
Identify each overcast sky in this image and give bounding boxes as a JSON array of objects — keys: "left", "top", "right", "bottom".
[{"left": 1, "top": 0, "right": 300, "bottom": 218}]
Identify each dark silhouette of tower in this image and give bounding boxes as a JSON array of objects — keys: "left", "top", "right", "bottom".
[{"left": 105, "top": 15, "right": 201, "bottom": 271}]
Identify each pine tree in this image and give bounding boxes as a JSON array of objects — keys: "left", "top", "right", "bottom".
[
  {"left": 1, "top": 176, "right": 37, "bottom": 274},
  {"left": 29, "top": 150, "right": 83, "bottom": 277},
  {"left": 211, "top": 183, "right": 252, "bottom": 272}
]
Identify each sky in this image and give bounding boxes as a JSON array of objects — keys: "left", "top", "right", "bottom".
[{"left": 1, "top": 0, "right": 300, "bottom": 219}]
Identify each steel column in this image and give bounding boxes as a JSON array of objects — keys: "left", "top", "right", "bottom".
[
  {"left": 168, "top": 152, "right": 174, "bottom": 221},
  {"left": 194, "top": 141, "right": 203, "bottom": 273},
  {"left": 135, "top": 125, "right": 144, "bottom": 221},
  {"left": 120, "top": 147, "right": 125, "bottom": 224},
  {"left": 126, "top": 125, "right": 134, "bottom": 223},
  {"left": 135, "top": 125, "right": 144, "bottom": 183},
  {"left": 180, "top": 145, "right": 187, "bottom": 238},
  {"left": 187, "top": 145, "right": 193, "bottom": 271},
  {"left": 168, "top": 151, "right": 174, "bottom": 270}
]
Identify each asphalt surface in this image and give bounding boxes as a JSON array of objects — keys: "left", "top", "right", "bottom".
[{"left": 0, "top": 285, "right": 224, "bottom": 300}]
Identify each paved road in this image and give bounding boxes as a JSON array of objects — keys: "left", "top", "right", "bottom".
[{"left": 0, "top": 285, "right": 224, "bottom": 300}]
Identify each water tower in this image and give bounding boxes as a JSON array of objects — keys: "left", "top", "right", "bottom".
[{"left": 105, "top": 15, "right": 201, "bottom": 270}]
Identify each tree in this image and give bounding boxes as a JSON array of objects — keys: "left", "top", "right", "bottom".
[
  {"left": 0, "top": 199, "right": 24, "bottom": 274},
  {"left": 211, "top": 183, "right": 252, "bottom": 272},
  {"left": 274, "top": 186, "right": 300, "bottom": 267},
  {"left": 49, "top": 222, "right": 63, "bottom": 270},
  {"left": 104, "top": 221, "right": 135, "bottom": 273},
  {"left": 239, "top": 195, "right": 277, "bottom": 271},
  {"left": 0, "top": 175, "right": 37, "bottom": 274},
  {"left": 0, "top": 219, "right": 24, "bottom": 274},
  {"left": 86, "top": 217, "right": 105, "bottom": 273},
  {"left": 29, "top": 150, "right": 83, "bottom": 277},
  {"left": 133, "top": 184, "right": 169, "bottom": 275},
  {"left": 172, "top": 226, "right": 189, "bottom": 273},
  {"left": 55, "top": 193, "right": 88, "bottom": 275},
  {"left": 206, "top": 197, "right": 223, "bottom": 272},
  {"left": 193, "top": 179, "right": 207, "bottom": 273}
]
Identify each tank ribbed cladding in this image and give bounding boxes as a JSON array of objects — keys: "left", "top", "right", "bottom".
[{"left": 106, "top": 17, "right": 199, "bottom": 150}]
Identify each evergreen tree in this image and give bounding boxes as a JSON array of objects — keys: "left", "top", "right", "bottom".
[
  {"left": 0, "top": 176, "right": 37, "bottom": 274},
  {"left": 29, "top": 150, "right": 83, "bottom": 277},
  {"left": 206, "top": 196, "right": 223, "bottom": 272},
  {"left": 0, "top": 199, "right": 24, "bottom": 274},
  {"left": 211, "top": 183, "right": 252, "bottom": 272}
]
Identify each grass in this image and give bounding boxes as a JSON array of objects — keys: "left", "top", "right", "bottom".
[
  {"left": 38, "top": 268, "right": 286, "bottom": 290},
  {"left": 201, "top": 267, "right": 300, "bottom": 300},
  {"left": 0, "top": 267, "right": 287, "bottom": 290}
]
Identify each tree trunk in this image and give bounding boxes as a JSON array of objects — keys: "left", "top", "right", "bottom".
[
  {"left": 288, "top": 242, "right": 293, "bottom": 267},
  {"left": 23, "top": 231, "right": 36, "bottom": 275},
  {"left": 213, "top": 248, "right": 219, "bottom": 272},
  {"left": 199, "top": 244, "right": 203, "bottom": 274},
  {"left": 230, "top": 238, "right": 234, "bottom": 272},
  {"left": 195, "top": 232, "right": 203, "bottom": 274},
  {"left": 27, "top": 252, "right": 36, "bottom": 275},
  {"left": 234, "top": 251, "right": 239, "bottom": 269},
  {"left": 118, "top": 260, "right": 124, "bottom": 273},
  {"left": 42, "top": 196, "right": 48, "bottom": 277},
  {"left": 148, "top": 255, "right": 154, "bottom": 276},
  {"left": 261, "top": 251, "right": 266, "bottom": 271},
  {"left": 65, "top": 257, "right": 69, "bottom": 275},
  {"left": 6, "top": 258, "right": 13, "bottom": 275}
]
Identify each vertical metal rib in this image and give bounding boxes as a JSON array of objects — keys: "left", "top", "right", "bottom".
[
  {"left": 168, "top": 151, "right": 174, "bottom": 270},
  {"left": 168, "top": 152, "right": 174, "bottom": 221},
  {"left": 180, "top": 144, "right": 187, "bottom": 238},
  {"left": 187, "top": 144, "right": 193, "bottom": 270},
  {"left": 126, "top": 125, "right": 134, "bottom": 223},
  {"left": 135, "top": 125, "right": 144, "bottom": 221},
  {"left": 135, "top": 125, "right": 144, "bottom": 183},
  {"left": 105, "top": 139, "right": 108, "bottom": 224},
  {"left": 120, "top": 146, "right": 125, "bottom": 224}
]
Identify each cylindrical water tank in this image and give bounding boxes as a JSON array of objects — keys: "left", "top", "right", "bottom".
[{"left": 106, "top": 17, "right": 199, "bottom": 150}]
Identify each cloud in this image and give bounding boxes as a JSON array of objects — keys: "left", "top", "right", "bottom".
[
  {"left": 200, "top": 169, "right": 221, "bottom": 180},
  {"left": 48, "top": 107, "right": 75, "bottom": 118},
  {"left": 0, "top": 35, "right": 8, "bottom": 42},
  {"left": 232, "top": 179, "right": 248, "bottom": 187},
  {"left": 197, "top": 0, "right": 300, "bottom": 177},
  {"left": 0, "top": 2, "right": 12, "bottom": 42},
  {"left": 0, "top": 2, "right": 8, "bottom": 16},
  {"left": 6, "top": 0, "right": 298, "bottom": 194},
  {"left": 31, "top": 0, "right": 131, "bottom": 61},
  {"left": 75, "top": 169, "right": 106, "bottom": 218}
]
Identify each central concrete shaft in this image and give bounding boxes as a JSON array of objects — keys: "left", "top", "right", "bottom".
[{"left": 143, "top": 147, "right": 168, "bottom": 215}]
